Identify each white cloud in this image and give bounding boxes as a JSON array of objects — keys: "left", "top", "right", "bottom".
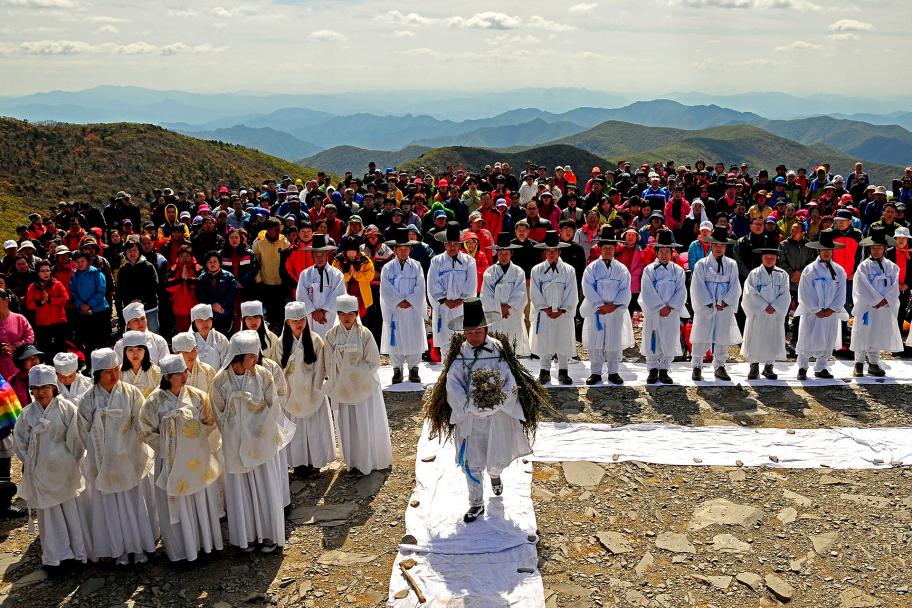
[
  {"left": 5, "top": 39, "right": 224, "bottom": 56},
  {"left": 773, "top": 40, "right": 821, "bottom": 52},
  {"left": 0, "top": 0, "right": 76, "bottom": 7},
  {"left": 167, "top": 8, "right": 198, "bottom": 17},
  {"left": 527, "top": 15, "right": 576, "bottom": 31},
  {"left": 15, "top": 39, "right": 91, "bottom": 54},
  {"left": 310, "top": 29, "right": 347, "bottom": 43},
  {"left": 89, "top": 16, "right": 126, "bottom": 23},
  {"left": 487, "top": 34, "right": 541, "bottom": 46},
  {"left": 448, "top": 12, "right": 522, "bottom": 30},
  {"left": 829, "top": 19, "right": 874, "bottom": 32},
  {"left": 568, "top": 2, "right": 598, "bottom": 13},
  {"left": 827, "top": 32, "right": 859, "bottom": 41},
  {"left": 392, "top": 30, "right": 415, "bottom": 38},
  {"left": 211, "top": 5, "right": 257, "bottom": 19},
  {"left": 377, "top": 10, "right": 437, "bottom": 27},
  {"left": 573, "top": 51, "right": 612, "bottom": 60},
  {"left": 668, "top": 0, "right": 819, "bottom": 9},
  {"left": 97, "top": 24, "right": 118, "bottom": 34},
  {"left": 378, "top": 10, "right": 572, "bottom": 32}
]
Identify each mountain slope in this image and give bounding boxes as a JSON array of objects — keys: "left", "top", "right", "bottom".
[
  {"left": 556, "top": 100, "right": 764, "bottom": 130},
  {"left": 398, "top": 144, "right": 608, "bottom": 175},
  {"left": 176, "top": 125, "right": 322, "bottom": 162},
  {"left": 412, "top": 119, "right": 586, "bottom": 149},
  {"left": 550, "top": 121, "right": 689, "bottom": 157},
  {"left": 300, "top": 145, "right": 432, "bottom": 176}
]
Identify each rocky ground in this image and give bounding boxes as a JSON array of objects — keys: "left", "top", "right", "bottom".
[{"left": 0, "top": 379, "right": 910, "bottom": 607}]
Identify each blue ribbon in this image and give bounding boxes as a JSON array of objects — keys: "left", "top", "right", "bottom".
[
  {"left": 862, "top": 311, "right": 869, "bottom": 326},
  {"left": 390, "top": 320, "right": 397, "bottom": 347},
  {"left": 595, "top": 313, "right": 603, "bottom": 332},
  {"left": 535, "top": 311, "right": 541, "bottom": 335},
  {"left": 457, "top": 438, "right": 481, "bottom": 485},
  {"left": 650, "top": 330, "right": 656, "bottom": 354},
  {"left": 437, "top": 315, "right": 442, "bottom": 332}
]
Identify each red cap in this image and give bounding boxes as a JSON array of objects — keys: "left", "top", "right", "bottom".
[
  {"left": 198, "top": 204, "right": 211, "bottom": 213},
  {"left": 591, "top": 166, "right": 601, "bottom": 174},
  {"left": 438, "top": 179, "right": 448, "bottom": 188},
  {"left": 218, "top": 186, "right": 229, "bottom": 194}
]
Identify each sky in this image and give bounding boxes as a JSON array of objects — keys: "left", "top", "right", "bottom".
[{"left": 0, "top": 0, "right": 907, "bottom": 97}]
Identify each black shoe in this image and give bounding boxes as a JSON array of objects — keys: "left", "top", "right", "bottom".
[
  {"left": 294, "top": 464, "right": 319, "bottom": 479},
  {"left": 762, "top": 364, "right": 778, "bottom": 380},
  {"left": 538, "top": 370, "right": 551, "bottom": 384},
  {"left": 714, "top": 367, "right": 731, "bottom": 381},
  {"left": 658, "top": 370, "right": 673, "bottom": 384},
  {"left": 464, "top": 505, "right": 485, "bottom": 523},
  {"left": 853, "top": 362, "right": 864, "bottom": 377},
  {"left": 797, "top": 368, "right": 807, "bottom": 381},
  {"left": 692, "top": 368, "right": 702, "bottom": 381},
  {"left": 491, "top": 477, "right": 503, "bottom": 496},
  {"left": 557, "top": 370, "right": 572, "bottom": 385},
  {"left": 868, "top": 363, "right": 886, "bottom": 377},
  {"left": 391, "top": 368, "right": 403, "bottom": 384},
  {"left": 606, "top": 373, "right": 624, "bottom": 385},
  {"left": 785, "top": 343, "right": 797, "bottom": 357},
  {"left": 584, "top": 374, "right": 601, "bottom": 386},
  {"left": 646, "top": 369, "right": 658, "bottom": 385},
  {"left": 408, "top": 366, "right": 421, "bottom": 383},
  {"left": 747, "top": 363, "right": 759, "bottom": 380},
  {"left": 530, "top": 354, "right": 540, "bottom": 360},
  {"left": 259, "top": 541, "right": 279, "bottom": 554},
  {"left": 0, "top": 506, "right": 26, "bottom": 519},
  {"left": 815, "top": 369, "right": 834, "bottom": 379}
]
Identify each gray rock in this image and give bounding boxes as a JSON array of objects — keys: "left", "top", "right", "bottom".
[
  {"left": 634, "top": 551, "right": 654, "bottom": 576},
  {"left": 288, "top": 502, "right": 357, "bottom": 525},
  {"left": 561, "top": 461, "right": 605, "bottom": 488},
  {"left": 783, "top": 489, "right": 812, "bottom": 507},
  {"left": 736, "top": 572, "right": 763, "bottom": 591},
  {"left": 79, "top": 577, "right": 106, "bottom": 596},
  {"left": 839, "top": 587, "right": 882, "bottom": 607},
  {"left": 550, "top": 581, "right": 592, "bottom": 597},
  {"left": 809, "top": 531, "right": 838, "bottom": 554},
  {"left": 689, "top": 498, "right": 762, "bottom": 530},
  {"left": 728, "top": 469, "right": 746, "bottom": 482},
  {"left": 839, "top": 494, "right": 890, "bottom": 509},
  {"left": 765, "top": 574, "right": 794, "bottom": 601},
  {"left": 654, "top": 532, "right": 695, "bottom": 554},
  {"left": 776, "top": 507, "right": 798, "bottom": 524},
  {"left": 624, "top": 590, "right": 651, "bottom": 607},
  {"left": 692, "top": 574, "right": 733, "bottom": 591},
  {"left": 11, "top": 569, "right": 47, "bottom": 589},
  {"left": 316, "top": 550, "right": 379, "bottom": 567},
  {"left": 355, "top": 472, "right": 386, "bottom": 498},
  {"left": 596, "top": 531, "right": 633, "bottom": 555},
  {"left": 711, "top": 533, "right": 752, "bottom": 553}
]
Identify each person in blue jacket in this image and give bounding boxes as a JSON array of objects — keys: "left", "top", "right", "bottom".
[
  {"left": 69, "top": 250, "right": 111, "bottom": 361},
  {"left": 195, "top": 251, "right": 238, "bottom": 335}
]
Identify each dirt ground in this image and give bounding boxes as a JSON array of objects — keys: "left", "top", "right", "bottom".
[{"left": 0, "top": 380, "right": 910, "bottom": 607}]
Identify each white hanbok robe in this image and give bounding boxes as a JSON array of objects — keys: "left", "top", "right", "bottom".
[
  {"left": 795, "top": 258, "right": 849, "bottom": 354},
  {"left": 445, "top": 336, "right": 531, "bottom": 475},
  {"left": 275, "top": 333, "right": 336, "bottom": 470},
  {"left": 121, "top": 364, "right": 162, "bottom": 399},
  {"left": 57, "top": 374, "right": 92, "bottom": 403},
  {"left": 480, "top": 262, "right": 530, "bottom": 357},
  {"left": 114, "top": 330, "right": 170, "bottom": 364},
  {"left": 194, "top": 330, "right": 229, "bottom": 371},
  {"left": 138, "top": 386, "right": 223, "bottom": 562},
  {"left": 580, "top": 259, "right": 635, "bottom": 354},
  {"left": 295, "top": 264, "right": 346, "bottom": 338},
  {"left": 324, "top": 322, "right": 392, "bottom": 474},
  {"left": 427, "top": 252, "right": 477, "bottom": 349},
  {"left": 186, "top": 359, "right": 216, "bottom": 393},
  {"left": 529, "top": 259, "right": 579, "bottom": 357},
  {"left": 211, "top": 365, "right": 295, "bottom": 548},
  {"left": 740, "top": 265, "right": 792, "bottom": 362},
  {"left": 852, "top": 256, "right": 903, "bottom": 353},
  {"left": 690, "top": 255, "right": 742, "bottom": 347},
  {"left": 638, "top": 261, "right": 689, "bottom": 359},
  {"left": 77, "top": 382, "right": 158, "bottom": 563},
  {"left": 13, "top": 396, "right": 91, "bottom": 566},
  {"left": 379, "top": 258, "right": 427, "bottom": 356}
]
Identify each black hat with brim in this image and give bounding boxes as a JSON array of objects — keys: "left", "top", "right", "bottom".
[
  {"left": 447, "top": 297, "right": 502, "bottom": 331},
  {"left": 806, "top": 229, "right": 846, "bottom": 250},
  {"left": 595, "top": 226, "right": 621, "bottom": 246},
  {"left": 302, "top": 234, "right": 337, "bottom": 252},
  {"left": 434, "top": 221, "right": 463, "bottom": 243},
  {"left": 701, "top": 226, "right": 737, "bottom": 245},
  {"left": 753, "top": 248, "right": 783, "bottom": 256},
  {"left": 490, "top": 232, "right": 521, "bottom": 250},
  {"left": 648, "top": 229, "right": 683, "bottom": 249},
  {"left": 385, "top": 226, "right": 419, "bottom": 247},
  {"left": 534, "top": 230, "right": 570, "bottom": 249},
  {"left": 859, "top": 227, "right": 896, "bottom": 248}
]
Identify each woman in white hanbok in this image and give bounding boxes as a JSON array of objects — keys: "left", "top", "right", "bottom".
[
  {"left": 171, "top": 332, "right": 216, "bottom": 393},
  {"left": 241, "top": 300, "right": 280, "bottom": 362},
  {"left": 190, "top": 304, "right": 230, "bottom": 371},
  {"left": 119, "top": 330, "right": 162, "bottom": 399},
  {"left": 53, "top": 352, "right": 92, "bottom": 403}
]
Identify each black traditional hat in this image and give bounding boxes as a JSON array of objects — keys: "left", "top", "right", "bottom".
[
  {"left": 434, "top": 221, "right": 463, "bottom": 243},
  {"left": 595, "top": 226, "right": 621, "bottom": 246},
  {"left": 446, "top": 297, "right": 501, "bottom": 331},
  {"left": 385, "top": 226, "right": 419, "bottom": 247},
  {"left": 648, "top": 228, "right": 683, "bottom": 249},
  {"left": 302, "top": 234, "right": 337, "bottom": 252},
  {"left": 806, "top": 228, "right": 847, "bottom": 250},
  {"left": 701, "top": 225, "right": 737, "bottom": 245},
  {"left": 489, "top": 232, "right": 521, "bottom": 250},
  {"left": 859, "top": 225, "right": 896, "bottom": 248},
  {"left": 533, "top": 230, "right": 570, "bottom": 249}
]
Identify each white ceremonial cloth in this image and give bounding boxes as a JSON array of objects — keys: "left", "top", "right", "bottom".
[
  {"left": 295, "top": 264, "right": 346, "bottom": 337},
  {"left": 427, "top": 251, "right": 477, "bottom": 349},
  {"left": 852, "top": 256, "right": 904, "bottom": 353},
  {"left": 795, "top": 257, "right": 848, "bottom": 353},
  {"left": 690, "top": 254, "right": 742, "bottom": 346}
]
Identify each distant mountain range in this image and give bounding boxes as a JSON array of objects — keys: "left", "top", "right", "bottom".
[
  {"left": 173, "top": 125, "right": 321, "bottom": 163},
  {"left": 397, "top": 145, "right": 609, "bottom": 177},
  {"left": 302, "top": 146, "right": 432, "bottom": 177}
]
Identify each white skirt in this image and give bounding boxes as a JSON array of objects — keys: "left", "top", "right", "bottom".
[
  {"left": 284, "top": 398, "right": 337, "bottom": 470},
  {"left": 86, "top": 476, "right": 159, "bottom": 564},
  {"left": 36, "top": 494, "right": 92, "bottom": 566},
  {"left": 331, "top": 389, "right": 393, "bottom": 474},
  {"left": 153, "top": 459, "right": 224, "bottom": 562},
  {"left": 223, "top": 452, "right": 287, "bottom": 549},
  {"left": 460, "top": 411, "right": 532, "bottom": 475}
]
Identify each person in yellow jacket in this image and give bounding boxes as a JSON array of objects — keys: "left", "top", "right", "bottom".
[{"left": 332, "top": 237, "right": 375, "bottom": 317}]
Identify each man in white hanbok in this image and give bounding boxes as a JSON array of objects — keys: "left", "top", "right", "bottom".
[
  {"left": 530, "top": 231, "right": 578, "bottom": 385},
  {"left": 114, "top": 302, "right": 169, "bottom": 364},
  {"left": 851, "top": 226, "right": 903, "bottom": 377},
  {"left": 638, "top": 229, "right": 688, "bottom": 385},
  {"left": 380, "top": 227, "right": 427, "bottom": 384},
  {"left": 690, "top": 226, "right": 742, "bottom": 381},
  {"left": 428, "top": 222, "right": 477, "bottom": 357},
  {"left": 190, "top": 303, "right": 229, "bottom": 370},
  {"left": 295, "top": 234, "right": 345, "bottom": 338},
  {"left": 740, "top": 248, "right": 792, "bottom": 380},
  {"left": 580, "top": 227, "right": 634, "bottom": 385},
  {"left": 53, "top": 352, "right": 92, "bottom": 403},
  {"left": 795, "top": 229, "right": 848, "bottom": 380},
  {"left": 480, "top": 232, "right": 530, "bottom": 357}
]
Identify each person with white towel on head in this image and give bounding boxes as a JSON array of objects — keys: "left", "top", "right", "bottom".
[
  {"left": 114, "top": 302, "right": 169, "bottom": 365},
  {"left": 171, "top": 332, "right": 216, "bottom": 393},
  {"left": 380, "top": 227, "right": 427, "bottom": 384},
  {"left": 274, "top": 302, "right": 335, "bottom": 479},
  {"left": 323, "top": 295, "right": 392, "bottom": 475},
  {"left": 210, "top": 331, "right": 295, "bottom": 554},
  {"left": 53, "top": 352, "right": 92, "bottom": 403},
  {"left": 295, "top": 234, "right": 346, "bottom": 338},
  {"left": 76, "top": 348, "right": 158, "bottom": 565},
  {"left": 241, "top": 300, "right": 280, "bottom": 361},
  {"left": 14, "top": 364, "right": 91, "bottom": 570},
  {"left": 138, "top": 354, "right": 223, "bottom": 562},
  {"left": 190, "top": 304, "right": 229, "bottom": 371},
  {"left": 480, "top": 232, "right": 530, "bottom": 357},
  {"left": 428, "top": 221, "right": 478, "bottom": 358},
  {"left": 119, "top": 330, "right": 162, "bottom": 399},
  {"left": 530, "top": 230, "right": 579, "bottom": 385},
  {"left": 580, "top": 227, "right": 634, "bottom": 386},
  {"left": 740, "top": 247, "right": 792, "bottom": 380}
]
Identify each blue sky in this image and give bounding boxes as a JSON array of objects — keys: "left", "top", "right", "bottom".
[{"left": 0, "top": 0, "right": 905, "bottom": 97}]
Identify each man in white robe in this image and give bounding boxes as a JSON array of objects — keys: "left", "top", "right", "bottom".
[
  {"left": 638, "top": 229, "right": 688, "bottom": 384},
  {"left": 690, "top": 226, "right": 742, "bottom": 381},
  {"left": 851, "top": 226, "right": 903, "bottom": 377},
  {"left": 428, "top": 222, "right": 477, "bottom": 356},
  {"left": 380, "top": 227, "right": 427, "bottom": 384},
  {"left": 795, "top": 229, "right": 848, "bottom": 380},
  {"left": 295, "top": 234, "right": 345, "bottom": 338},
  {"left": 580, "top": 227, "right": 634, "bottom": 385},
  {"left": 480, "top": 232, "right": 530, "bottom": 357},
  {"left": 114, "top": 302, "right": 169, "bottom": 364},
  {"left": 530, "top": 230, "right": 579, "bottom": 385},
  {"left": 740, "top": 248, "right": 792, "bottom": 380},
  {"left": 53, "top": 352, "right": 92, "bottom": 403}
]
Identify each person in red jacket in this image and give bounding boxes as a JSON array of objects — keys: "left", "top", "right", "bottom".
[
  {"left": 285, "top": 223, "right": 315, "bottom": 285},
  {"left": 164, "top": 245, "right": 199, "bottom": 332},
  {"left": 25, "top": 260, "right": 69, "bottom": 355},
  {"left": 460, "top": 231, "right": 489, "bottom": 294}
]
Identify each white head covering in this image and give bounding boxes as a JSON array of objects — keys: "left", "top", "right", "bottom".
[
  {"left": 159, "top": 354, "right": 187, "bottom": 376},
  {"left": 171, "top": 331, "right": 197, "bottom": 353},
  {"left": 336, "top": 294, "right": 358, "bottom": 314},
  {"left": 285, "top": 301, "right": 308, "bottom": 321},
  {"left": 686, "top": 198, "right": 708, "bottom": 225},
  {"left": 91, "top": 348, "right": 119, "bottom": 371},
  {"left": 240, "top": 300, "right": 264, "bottom": 318},
  {"left": 122, "top": 302, "right": 146, "bottom": 323},
  {"left": 53, "top": 352, "right": 79, "bottom": 375},
  {"left": 122, "top": 330, "right": 147, "bottom": 348},
  {"left": 699, "top": 220, "right": 714, "bottom": 232},
  {"left": 28, "top": 364, "right": 58, "bottom": 388},
  {"left": 190, "top": 303, "right": 213, "bottom": 323},
  {"left": 222, "top": 330, "right": 261, "bottom": 370}
]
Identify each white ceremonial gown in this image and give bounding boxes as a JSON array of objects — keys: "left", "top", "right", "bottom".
[
  {"left": 186, "top": 359, "right": 216, "bottom": 393},
  {"left": 295, "top": 264, "right": 346, "bottom": 338},
  {"left": 740, "top": 265, "right": 792, "bottom": 362},
  {"left": 638, "top": 261, "right": 689, "bottom": 359},
  {"left": 121, "top": 364, "right": 162, "bottom": 399},
  {"left": 480, "top": 262, "right": 530, "bottom": 356},
  {"left": 690, "top": 255, "right": 742, "bottom": 347},
  {"left": 194, "top": 329, "right": 229, "bottom": 371},
  {"left": 379, "top": 257, "right": 427, "bottom": 356},
  {"left": 580, "top": 258, "right": 635, "bottom": 354},
  {"left": 795, "top": 258, "right": 848, "bottom": 354},
  {"left": 852, "top": 256, "right": 904, "bottom": 353},
  {"left": 114, "top": 330, "right": 170, "bottom": 364},
  {"left": 427, "top": 251, "right": 477, "bottom": 350},
  {"left": 57, "top": 374, "right": 92, "bottom": 403},
  {"left": 529, "top": 259, "right": 579, "bottom": 357}
]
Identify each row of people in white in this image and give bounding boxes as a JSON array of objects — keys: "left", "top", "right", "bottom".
[{"left": 14, "top": 295, "right": 392, "bottom": 568}]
